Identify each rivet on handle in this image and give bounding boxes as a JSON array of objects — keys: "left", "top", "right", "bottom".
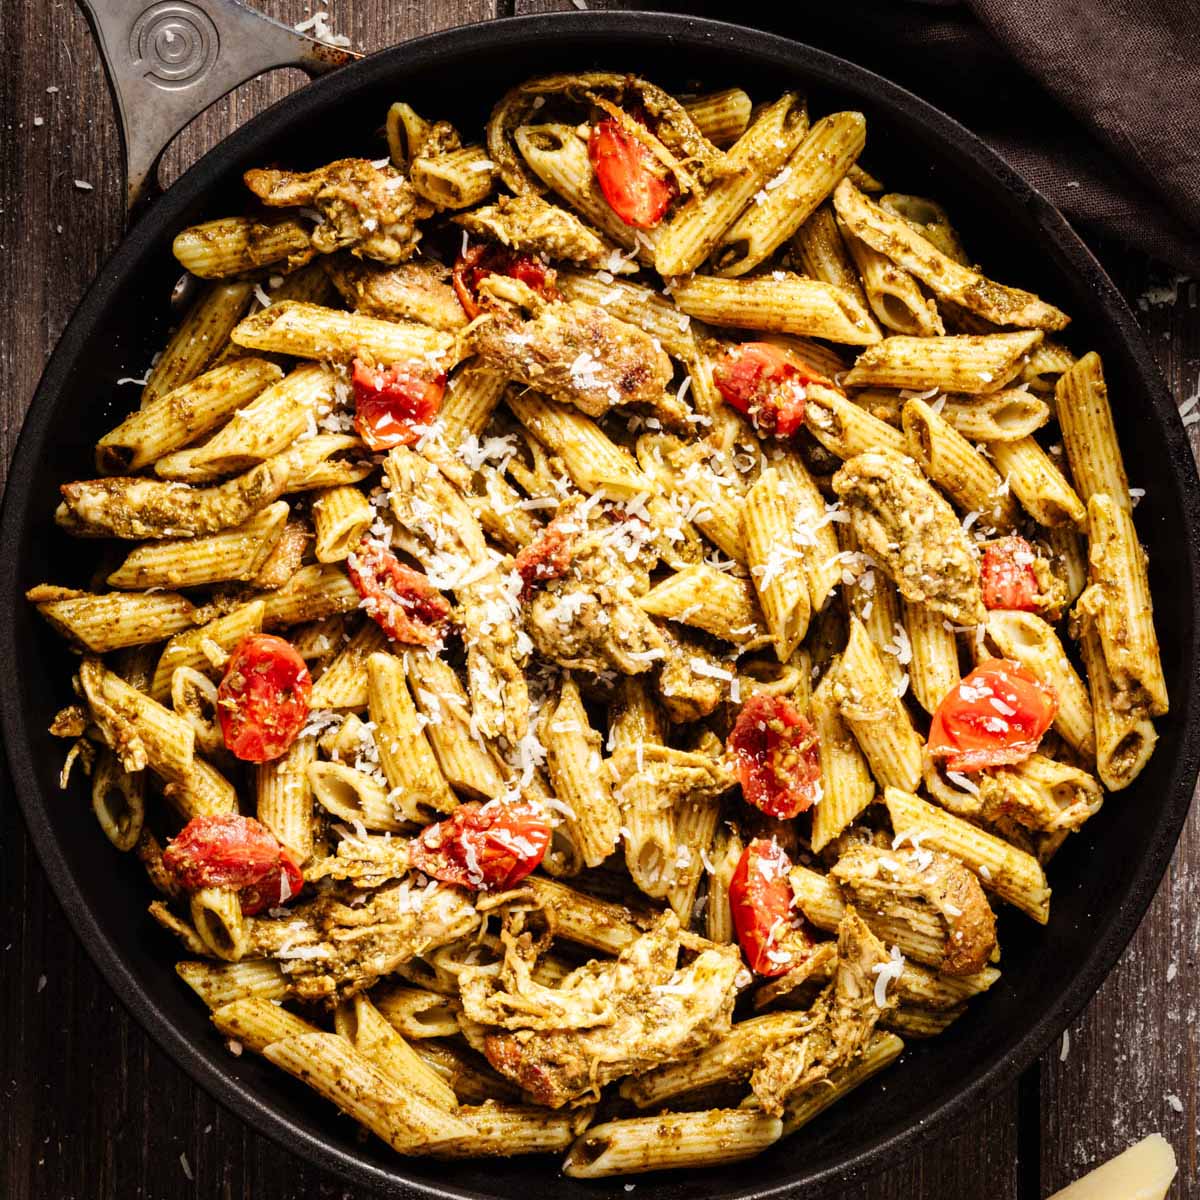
[{"left": 76, "top": 0, "right": 360, "bottom": 216}]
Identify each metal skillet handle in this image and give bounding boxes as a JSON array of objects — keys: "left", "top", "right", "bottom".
[{"left": 76, "top": 0, "right": 360, "bottom": 215}]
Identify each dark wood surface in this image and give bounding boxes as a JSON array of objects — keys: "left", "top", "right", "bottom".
[{"left": 0, "top": 2, "right": 1196, "bottom": 1197}]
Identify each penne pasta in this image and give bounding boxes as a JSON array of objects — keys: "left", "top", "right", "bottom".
[{"left": 844, "top": 331, "right": 1043, "bottom": 395}]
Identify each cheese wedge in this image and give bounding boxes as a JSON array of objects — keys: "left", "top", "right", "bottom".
[{"left": 1047, "top": 1133, "right": 1177, "bottom": 1200}]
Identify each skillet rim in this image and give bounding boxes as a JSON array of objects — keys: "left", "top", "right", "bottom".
[{"left": 2, "top": 11, "right": 1198, "bottom": 1198}]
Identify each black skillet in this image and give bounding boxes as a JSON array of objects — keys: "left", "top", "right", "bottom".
[{"left": 2, "top": 6, "right": 1198, "bottom": 1198}]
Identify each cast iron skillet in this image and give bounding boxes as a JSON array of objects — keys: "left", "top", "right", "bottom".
[{"left": 3, "top": 9, "right": 1198, "bottom": 1198}]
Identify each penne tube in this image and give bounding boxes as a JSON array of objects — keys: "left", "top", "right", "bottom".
[
  {"left": 638, "top": 564, "right": 772, "bottom": 648},
  {"left": 433, "top": 1102, "right": 589, "bottom": 1158},
  {"left": 670, "top": 272, "right": 880, "bottom": 345},
  {"left": 1046, "top": 524, "right": 1088, "bottom": 604},
  {"left": 842, "top": 230, "right": 944, "bottom": 336},
  {"left": 176, "top": 958, "right": 287, "bottom": 1009},
  {"left": 307, "top": 759, "right": 407, "bottom": 831},
  {"left": 833, "top": 179, "right": 1069, "bottom": 329},
  {"left": 564, "top": 1109, "right": 782, "bottom": 1177},
  {"left": 655, "top": 92, "right": 810, "bottom": 277},
  {"left": 525, "top": 877, "right": 644, "bottom": 955},
  {"left": 903, "top": 597, "right": 961, "bottom": 716},
  {"left": 97, "top": 358, "right": 283, "bottom": 473},
  {"left": 803, "top": 383, "right": 905, "bottom": 460},
  {"left": 682, "top": 88, "right": 753, "bottom": 147},
  {"left": 666, "top": 796, "right": 722, "bottom": 921},
  {"left": 1020, "top": 339, "right": 1077, "bottom": 392},
  {"left": 140, "top": 281, "right": 255, "bottom": 408},
  {"left": 985, "top": 610, "right": 1095, "bottom": 759},
  {"left": 884, "top": 787, "right": 1051, "bottom": 923},
  {"left": 542, "top": 674, "right": 621, "bottom": 869},
  {"left": 780, "top": 1030, "right": 904, "bottom": 1135},
  {"left": 743, "top": 467, "right": 811, "bottom": 661},
  {"left": 878, "top": 193, "right": 969, "bottom": 264},
  {"left": 978, "top": 754, "right": 1103, "bottom": 836},
  {"left": 435, "top": 361, "right": 508, "bottom": 446},
  {"left": 255, "top": 735, "right": 317, "bottom": 864},
  {"left": 844, "top": 331, "right": 1043, "bottom": 395},
  {"left": 987, "top": 437, "right": 1086, "bottom": 527},
  {"left": 791, "top": 204, "right": 871, "bottom": 309},
  {"left": 556, "top": 269, "right": 697, "bottom": 359},
  {"left": 410, "top": 144, "right": 496, "bottom": 210},
  {"left": 833, "top": 618, "right": 923, "bottom": 792},
  {"left": 1080, "top": 627, "right": 1158, "bottom": 792},
  {"left": 312, "top": 484, "right": 374, "bottom": 563},
  {"left": 902, "top": 399, "right": 1020, "bottom": 529},
  {"left": 211, "top": 996, "right": 319, "bottom": 1055},
  {"left": 172, "top": 214, "right": 314, "bottom": 278},
  {"left": 772, "top": 449, "right": 843, "bottom": 611},
  {"left": 308, "top": 620, "right": 389, "bottom": 710},
  {"left": 258, "top": 563, "right": 360, "bottom": 628},
  {"left": 190, "top": 885, "right": 249, "bottom": 962},
  {"left": 1077, "top": 493, "right": 1167, "bottom": 716},
  {"left": 90, "top": 748, "right": 145, "bottom": 852},
  {"left": 705, "top": 823, "right": 743, "bottom": 944},
  {"left": 714, "top": 111, "right": 866, "bottom": 277},
  {"left": 231, "top": 301, "right": 457, "bottom": 368},
  {"left": 106, "top": 502, "right": 289, "bottom": 590},
  {"left": 938, "top": 390, "right": 1050, "bottom": 443},
  {"left": 153, "top": 363, "right": 338, "bottom": 481},
  {"left": 372, "top": 986, "right": 463, "bottom": 1039},
  {"left": 32, "top": 588, "right": 197, "bottom": 653},
  {"left": 808, "top": 669, "right": 876, "bottom": 852},
  {"left": 1055, "top": 351, "right": 1130, "bottom": 510},
  {"left": 368, "top": 651, "right": 458, "bottom": 819},
  {"left": 882, "top": 1006, "right": 964, "bottom": 1039}
]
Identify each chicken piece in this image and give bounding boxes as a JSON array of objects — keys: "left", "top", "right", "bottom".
[
  {"left": 750, "top": 910, "right": 892, "bottom": 1116},
  {"left": 653, "top": 624, "right": 730, "bottom": 722},
  {"left": 467, "top": 276, "right": 681, "bottom": 425},
  {"left": 459, "top": 572, "right": 531, "bottom": 746},
  {"left": 471, "top": 912, "right": 744, "bottom": 1107},
  {"left": 245, "top": 158, "right": 433, "bottom": 265},
  {"left": 453, "top": 194, "right": 630, "bottom": 273},
  {"left": 611, "top": 744, "right": 735, "bottom": 809},
  {"left": 253, "top": 519, "right": 310, "bottom": 589},
  {"left": 830, "top": 843, "right": 996, "bottom": 976},
  {"left": 832, "top": 448, "right": 986, "bottom": 625},
  {"left": 248, "top": 877, "right": 478, "bottom": 1003},
  {"left": 304, "top": 834, "right": 412, "bottom": 888},
  {"left": 977, "top": 753, "right": 1103, "bottom": 837},
  {"left": 526, "top": 535, "right": 668, "bottom": 675},
  {"left": 326, "top": 257, "right": 467, "bottom": 330}
]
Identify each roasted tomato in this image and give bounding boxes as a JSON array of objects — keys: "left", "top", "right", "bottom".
[
  {"left": 712, "top": 342, "right": 828, "bottom": 439},
  {"left": 729, "top": 838, "right": 813, "bottom": 976},
  {"left": 216, "top": 634, "right": 311, "bottom": 763},
  {"left": 587, "top": 118, "right": 675, "bottom": 229},
  {"left": 980, "top": 536, "right": 1040, "bottom": 611},
  {"left": 452, "top": 242, "right": 556, "bottom": 320},
  {"left": 512, "top": 511, "right": 581, "bottom": 598},
  {"left": 927, "top": 658, "right": 1058, "bottom": 772},
  {"left": 727, "top": 694, "right": 822, "bottom": 819},
  {"left": 408, "top": 800, "right": 550, "bottom": 891},
  {"left": 347, "top": 539, "right": 450, "bottom": 646},
  {"left": 163, "top": 814, "right": 303, "bottom": 915},
  {"left": 351, "top": 357, "right": 446, "bottom": 450}
]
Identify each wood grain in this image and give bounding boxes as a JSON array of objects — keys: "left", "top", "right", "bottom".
[{"left": 0, "top": 3, "right": 1196, "bottom": 1199}]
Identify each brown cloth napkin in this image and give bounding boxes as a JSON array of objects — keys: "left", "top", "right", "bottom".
[{"left": 669, "top": 0, "right": 1200, "bottom": 271}]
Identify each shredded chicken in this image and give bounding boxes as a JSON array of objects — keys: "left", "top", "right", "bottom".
[
  {"left": 830, "top": 844, "right": 996, "bottom": 976},
  {"left": 247, "top": 877, "right": 479, "bottom": 1003},
  {"left": 468, "top": 911, "right": 743, "bottom": 1107},
  {"left": 326, "top": 257, "right": 467, "bottom": 329},
  {"left": 653, "top": 624, "right": 730, "bottom": 722},
  {"left": 611, "top": 744, "right": 734, "bottom": 809},
  {"left": 467, "top": 276, "right": 681, "bottom": 425},
  {"left": 750, "top": 910, "right": 892, "bottom": 1116},
  {"left": 245, "top": 158, "right": 433, "bottom": 265},
  {"left": 454, "top": 195, "right": 630, "bottom": 272},
  {"left": 832, "top": 448, "right": 986, "bottom": 625}
]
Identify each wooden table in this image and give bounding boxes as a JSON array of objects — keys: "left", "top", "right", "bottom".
[{"left": 0, "top": 2, "right": 1196, "bottom": 1197}]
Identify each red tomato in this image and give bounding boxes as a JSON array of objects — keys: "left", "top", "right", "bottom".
[
  {"left": 981, "top": 536, "right": 1040, "bottom": 611},
  {"left": 712, "top": 342, "right": 827, "bottom": 439},
  {"left": 347, "top": 539, "right": 450, "bottom": 646},
  {"left": 587, "top": 118, "right": 675, "bottom": 229},
  {"left": 729, "top": 838, "right": 812, "bottom": 976},
  {"left": 408, "top": 800, "right": 550, "bottom": 892},
  {"left": 927, "top": 658, "right": 1058, "bottom": 772},
  {"left": 162, "top": 814, "right": 304, "bottom": 915},
  {"left": 217, "top": 634, "right": 312, "bottom": 763},
  {"left": 512, "top": 511, "right": 580, "bottom": 598},
  {"left": 351, "top": 357, "right": 446, "bottom": 450},
  {"left": 727, "top": 694, "right": 822, "bottom": 819},
  {"left": 452, "top": 243, "right": 556, "bottom": 320}
]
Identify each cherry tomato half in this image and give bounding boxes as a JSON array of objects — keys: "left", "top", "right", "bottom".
[
  {"left": 351, "top": 357, "right": 446, "bottom": 451},
  {"left": 217, "top": 634, "right": 311, "bottom": 763},
  {"left": 712, "top": 342, "right": 827, "bottom": 439},
  {"left": 727, "top": 694, "right": 822, "bottom": 819},
  {"left": 452, "top": 242, "right": 556, "bottom": 320},
  {"left": 347, "top": 539, "right": 450, "bottom": 646},
  {"left": 409, "top": 800, "right": 550, "bottom": 892},
  {"left": 587, "top": 118, "right": 675, "bottom": 229},
  {"left": 729, "top": 838, "right": 813, "bottom": 977},
  {"left": 927, "top": 658, "right": 1058, "bottom": 772},
  {"left": 980, "top": 536, "right": 1040, "bottom": 611},
  {"left": 163, "top": 814, "right": 304, "bottom": 915}
]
